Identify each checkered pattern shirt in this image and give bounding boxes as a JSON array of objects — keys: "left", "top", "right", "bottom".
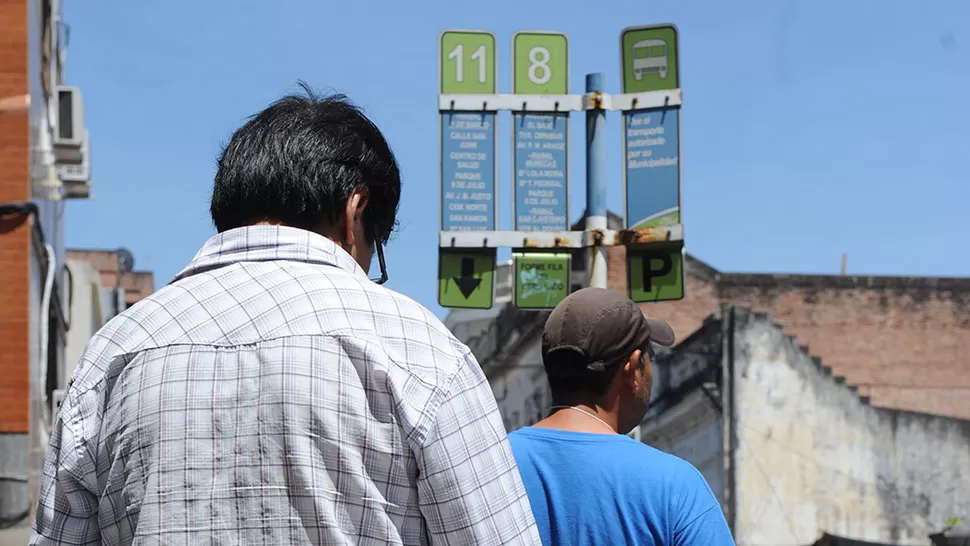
[{"left": 31, "top": 225, "right": 540, "bottom": 545}]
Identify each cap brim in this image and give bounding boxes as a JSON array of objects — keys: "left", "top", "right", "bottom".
[{"left": 646, "top": 317, "right": 676, "bottom": 347}]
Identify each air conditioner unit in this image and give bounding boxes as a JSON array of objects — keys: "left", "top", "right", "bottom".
[
  {"left": 58, "top": 129, "right": 91, "bottom": 199},
  {"left": 53, "top": 85, "right": 84, "bottom": 163},
  {"left": 62, "top": 178, "right": 91, "bottom": 199}
]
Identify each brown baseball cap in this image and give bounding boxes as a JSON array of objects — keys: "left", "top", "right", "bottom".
[{"left": 542, "top": 287, "right": 675, "bottom": 372}]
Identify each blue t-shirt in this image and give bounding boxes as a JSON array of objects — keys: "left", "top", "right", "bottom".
[{"left": 508, "top": 427, "right": 735, "bottom": 546}]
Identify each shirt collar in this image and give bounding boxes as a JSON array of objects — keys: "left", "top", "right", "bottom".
[{"left": 172, "top": 225, "right": 367, "bottom": 283}]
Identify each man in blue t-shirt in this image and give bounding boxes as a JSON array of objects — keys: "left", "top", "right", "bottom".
[{"left": 508, "top": 287, "right": 735, "bottom": 546}]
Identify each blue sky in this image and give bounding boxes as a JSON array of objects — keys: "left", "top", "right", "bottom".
[{"left": 62, "top": 0, "right": 968, "bottom": 318}]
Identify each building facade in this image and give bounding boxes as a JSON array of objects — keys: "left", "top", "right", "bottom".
[
  {"left": 62, "top": 257, "right": 106, "bottom": 383},
  {"left": 449, "top": 211, "right": 970, "bottom": 545},
  {"left": 0, "top": 0, "right": 92, "bottom": 531},
  {"left": 62, "top": 249, "right": 154, "bottom": 382},
  {"left": 58, "top": 249, "right": 155, "bottom": 380},
  {"left": 641, "top": 307, "right": 970, "bottom": 545}
]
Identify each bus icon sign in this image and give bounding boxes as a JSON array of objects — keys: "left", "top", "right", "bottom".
[
  {"left": 632, "top": 39, "right": 668, "bottom": 80},
  {"left": 620, "top": 24, "right": 679, "bottom": 94}
]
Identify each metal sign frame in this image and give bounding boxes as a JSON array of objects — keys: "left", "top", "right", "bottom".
[
  {"left": 510, "top": 30, "right": 571, "bottom": 233},
  {"left": 619, "top": 24, "right": 683, "bottom": 230},
  {"left": 438, "top": 29, "right": 500, "bottom": 234}
]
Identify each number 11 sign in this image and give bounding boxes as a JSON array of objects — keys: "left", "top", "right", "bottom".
[
  {"left": 439, "top": 30, "right": 498, "bottom": 232},
  {"left": 440, "top": 30, "right": 496, "bottom": 95}
]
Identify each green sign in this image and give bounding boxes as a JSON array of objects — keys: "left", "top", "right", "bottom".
[
  {"left": 438, "top": 249, "right": 496, "bottom": 309},
  {"left": 512, "top": 31, "right": 568, "bottom": 94},
  {"left": 440, "top": 30, "right": 496, "bottom": 95},
  {"left": 620, "top": 24, "right": 679, "bottom": 94},
  {"left": 514, "top": 252, "right": 570, "bottom": 309},
  {"left": 627, "top": 245, "right": 684, "bottom": 302}
]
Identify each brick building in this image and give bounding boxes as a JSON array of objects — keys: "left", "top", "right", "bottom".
[
  {"left": 0, "top": 0, "right": 91, "bottom": 532},
  {"left": 605, "top": 250, "right": 970, "bottom": 420},
  {"left": 456, "top": 211, "right": 970, "bottom": 423},
  {"left": 66, "top": 249, "right": 155, "bottom": 309}
]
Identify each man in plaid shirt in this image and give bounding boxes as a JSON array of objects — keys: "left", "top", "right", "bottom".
[{"left": 31, "top": 86, "right": 541, "bottom": 545}]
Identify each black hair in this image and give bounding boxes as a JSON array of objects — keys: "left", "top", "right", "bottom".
[
  {"left": 210, "top": 82, "right": 401, "bottom": 244},
  {"left": 545, "top": 346, "right": 651, "bottom": 399}
]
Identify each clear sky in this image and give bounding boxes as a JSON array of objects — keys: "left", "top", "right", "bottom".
[{"left": 62, "top": 0, "right": 968, "bottom": 318}]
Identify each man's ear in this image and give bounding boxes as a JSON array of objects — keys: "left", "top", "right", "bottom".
[
  {"left": 623, "top": 349, "right": 642, "bottom": 388},
  {"left": 341, "top": 187, "right": 370, "bottom": 245}
]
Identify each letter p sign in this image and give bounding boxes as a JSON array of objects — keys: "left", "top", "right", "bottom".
[
  {"left": 627, "top": 245, "right": 685, "bottom": 303},
  {"left": 641, "top": 251, "right": 672, "bottom": 292}
]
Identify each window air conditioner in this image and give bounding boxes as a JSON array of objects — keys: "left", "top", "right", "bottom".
[
  {"left": 58, "top": 128, "right": 91, "bottom": 199},
  {"left": 53, "top": 86, "right": 84, "bottom": 164}
]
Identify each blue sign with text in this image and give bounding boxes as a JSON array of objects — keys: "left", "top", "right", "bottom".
[
  {"left": 440, "top": 112, "right": 497, "bottom": 231},
  {"left": 624, "top": 108, "right": 680, "bottom": 229},
  {"left": 513, "top": 113, "right": 569, "bottom": 231}
]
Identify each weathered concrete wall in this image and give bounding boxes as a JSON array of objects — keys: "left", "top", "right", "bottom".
[{"left": 731, "top": 308, "right": 970, "bottom": 546}]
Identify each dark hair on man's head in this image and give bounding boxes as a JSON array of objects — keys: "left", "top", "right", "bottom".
[
  {"left": 544, "top": 351, "right": 624, "bottom": 400},
  {"left": 210, "top": 82, "right": 401, "bottom": 244},
  {"left": 544, "top": 346, "right": 649, "bottom": 400}
]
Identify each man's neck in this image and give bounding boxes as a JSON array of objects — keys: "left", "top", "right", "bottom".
[{"left": 533, "top": 404, "right": 619, "bottom": 435}]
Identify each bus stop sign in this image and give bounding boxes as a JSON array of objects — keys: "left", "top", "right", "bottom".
[{"left": 620, "top": 24, "right": 679, "bottom": 94}]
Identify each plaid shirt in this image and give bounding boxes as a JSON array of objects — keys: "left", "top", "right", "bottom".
[{"left": 31, "top": 225, "right": 540, "bottom": 545}]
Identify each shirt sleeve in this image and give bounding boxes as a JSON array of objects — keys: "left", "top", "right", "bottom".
[
  {"left": 674, "top": 504, "right": 735, "bottom": 546},
  {"left": 672, "top": 468, "right": 735, "bottom": 546},
  {"left": 414, "top": 350, "right": 541, "bottom": 545},
  {"left": 30, "top": 390, "right": 100, "bottom": 545}
]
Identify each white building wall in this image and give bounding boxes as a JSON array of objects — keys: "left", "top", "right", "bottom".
[
  {"left": 732, "top": 313, "right": 970, "bottom": 546},
  {"left": 63, "top": 258, "right": 105, "bottom": 384}
]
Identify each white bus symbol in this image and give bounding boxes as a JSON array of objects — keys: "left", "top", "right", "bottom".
[{"left": 632, "top": 39, "right": 668, "bottom": 80}]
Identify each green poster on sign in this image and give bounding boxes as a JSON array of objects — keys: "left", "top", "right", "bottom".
[
  {"left": 438, "top": 249, "right": 496, "bottom": 309},
  {"left": 620, "top": 24, "right": 679, "bottom": 94},
  {"left": 514, "top": 252, "right": 570, "bottom": 309},
  {"left": 627, "top": 245, "right": 684, "bottom": 302},
  {"left": 512, "top": 31, "right": 568, "bottom": 95},
  {"left": 440, "top": 30, "right": 497, "bottom": 95}
]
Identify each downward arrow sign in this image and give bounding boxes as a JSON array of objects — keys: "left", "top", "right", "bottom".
[{"left": 453, "top": 257, "right": 481, "bottom": 299}]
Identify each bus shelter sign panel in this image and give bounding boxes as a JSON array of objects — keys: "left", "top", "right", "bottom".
[
  {"left": 513, "top": 112, "right": 569, "bottom": 231},
  {"left": 624, "top": 108, "right": 680, "bottom": 229},
  {"left": 440, "top": 112, "right": 497, "bottom": 231}
]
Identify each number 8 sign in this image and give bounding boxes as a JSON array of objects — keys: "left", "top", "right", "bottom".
[
  {"left": 512, "top": 31, "right": 568, "bottom": 95},
  {"left": 511, "top": 31, "right": 570, "bottom": 233}
]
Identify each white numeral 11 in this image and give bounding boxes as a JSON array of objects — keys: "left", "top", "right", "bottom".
[{"left": 447, "top": 44, "right": 487, "bottom": 83}]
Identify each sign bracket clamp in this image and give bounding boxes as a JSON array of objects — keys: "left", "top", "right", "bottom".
[
  {"left": 439, "top": 226, "right": 684, "bottom": 250},
  {"left": 438, "top": 89, "right": 682, "bottom": 113}
]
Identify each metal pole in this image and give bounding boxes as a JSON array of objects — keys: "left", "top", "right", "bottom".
[{"left": 585, "top": 73, "right": 608, "bottom": 289}]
